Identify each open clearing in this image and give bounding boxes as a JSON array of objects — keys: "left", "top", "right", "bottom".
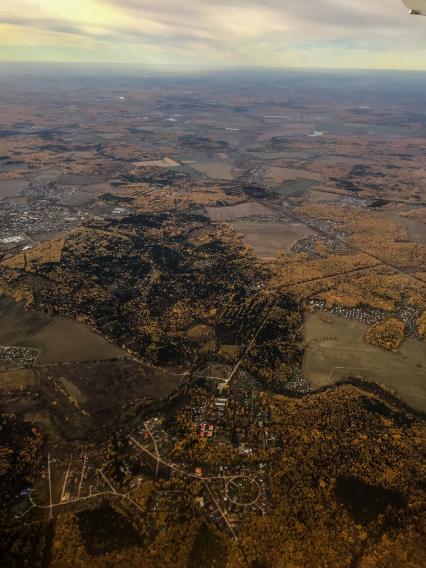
[
  {"left": 46, "top": 360, "right": 187, "bottom": 421},
  {"left": 232, "top": 220, "right": 315, "bottom": 258},
  {"left": 206, "top": 201, "right": 276, "bottom": 222},
  {"left": 0, "top": 178, "right": 28, "bottom": 197},
  {"left": 266, "top": 167, "right": 323, "bottom": 184},
  {"left": 81, "top": 182, "right": 118, "bottom": 194},
  {"left": 308, "top": 189, "right": 339, "bottom": 203},
  {"left": 132, "top": 157, "right": 179, "bottom": 167},
  {"left": 303, "top": 312, "right": 426, "bottom": 412},
  {"left": 250, "top": 150, "right": 314, "bottom": 161},
  {"left": 59, "top": 192, "right": 96, "bottom": 206},
  {"left": 58, "top": 174, "right": 107, "bottom": 186},
  {"left": 380, "top": 213, "right": 426, "bottom": 246},
  {"left": 0, "top": 368, "right": 36, "bottom": 390},
  {"left": 0, "top": 297, "right": 127, "bottom": 363},
  {"left": 274, "top": 179, "right": 320, "bottom": 196},
  {"left": 190, "top": 161, "right": 235, "bottom": 180},
  {"left": 32, "top": 170, "right": 62, "bottom": 183}
]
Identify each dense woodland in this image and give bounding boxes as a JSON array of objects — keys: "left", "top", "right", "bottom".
[
  {"left": 2, "top": 382, "right": 423, "bottom": 567},
  {"left": 231, "top": 384, "right": 426, "bottom": 567},
  {"left": 0, "top": 213, "right": 306, "bottom": 388},
  {"left": 0, "top": 415, "right": 46, "bottom": 566}
]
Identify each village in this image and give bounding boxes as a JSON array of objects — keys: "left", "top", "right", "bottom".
[
  {"left": 0, "top": 345, "right": 40, "bottom": 370},
  {"left": 309, "top": 298, "right": 423, "bottom": 339},
  {"left": 16, "top": 375, "right": 273, "bottom": 538}
]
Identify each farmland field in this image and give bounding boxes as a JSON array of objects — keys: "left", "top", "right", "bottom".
[
  {"left": 303, "top": 312, "right": 426, "bottom": 411},
  {"left": 206, "top": 201, "right": 276, "bottom": 221},
  {"left": 190, "top": 161, "right": 235, "bottom": 180},
  {"left": 232, "top": 220, "right": 315, "bottom": 258},
  {"left": 0, "top": 297, "right": 127, "bottom": 363}
]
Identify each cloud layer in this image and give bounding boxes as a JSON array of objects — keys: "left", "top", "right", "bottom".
[{"left": 1, "top": 0, "right": 425, "bottom": 69}]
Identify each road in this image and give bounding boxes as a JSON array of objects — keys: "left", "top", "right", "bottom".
[
  {"left": 97, "top": 468, "right": 118, "bottom": 494},
  {"left": 202, "top": 478, "right": 237, "bottom": 539},
  {"left": 144, "top": 422, "right": 160, "bottom": 479},
  {"left": 60, "top": 454, "right": 73, "bottom": 502},
  {"left": 213, "top": 199, "right": 426, "bottom": 393},
  {"left": 277, "top": 263, "right": 384, "bottom": 291},
  {"left": 221, "top": 297, "right": 277, "bottom": 387},
  {"left": 30, "top": 468, "right": 145, "bottom": 516},
  {"left": 130, "top": 434, "right": 239, "bottom": 538},
  {"left": 130, "top": 435, "right": 198, "bottom": 479},
  {"left": 47, "top": 452, "right": 53, "bottom": 519},
  {"left": 77, "top": 453, "right": 87, "bottom": 498},
  {"left": 26, "top": 437, "right": 257, "bottom": 542},
  {"left": 226, "top": 476, "right": 262, "bottom": 508},
  {"left": 283, "top": 207, "right": 426, "bottom": 287}
]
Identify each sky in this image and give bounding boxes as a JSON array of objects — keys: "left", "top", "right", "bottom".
[{"left": 0, "top": 0, "right": 425, "bottom": 70}]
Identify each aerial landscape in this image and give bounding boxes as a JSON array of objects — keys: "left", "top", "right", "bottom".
[
  {"left": 0, "top": 65, "right": 424, "bottom": 567},
  {"left": 0, "top": 1, "right": 426, "bottom": 567}
]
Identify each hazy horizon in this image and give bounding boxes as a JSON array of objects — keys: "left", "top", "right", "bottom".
[{"left": 1, "top": 61, "right": 426, "bottom": 76}]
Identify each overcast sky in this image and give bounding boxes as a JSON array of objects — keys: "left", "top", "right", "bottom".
[{"left": 0, "top": 0, "right": 425, "bottom": 69}]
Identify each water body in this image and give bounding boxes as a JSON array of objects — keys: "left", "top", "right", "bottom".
[
  {"left": 303, "top": 312, "right": 426, "bottom": 412},
  {"left": 0, "top": 296, "right": 127, "bottom": 364}
]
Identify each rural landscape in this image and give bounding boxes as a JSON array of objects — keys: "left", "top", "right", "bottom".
[{"left": 0, "top": 66, "right": 425, "bottom": 567}]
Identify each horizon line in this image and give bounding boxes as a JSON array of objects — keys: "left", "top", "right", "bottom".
[{"left": 1, "top": 61, "right": 426, "bottom": 74}]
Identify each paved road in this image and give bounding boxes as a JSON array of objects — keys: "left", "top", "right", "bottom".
[
  {"left": 47, "top": 452, "right": 53, "bottom": 519},
  {"left": 130, "top": 434, "right": 238, "bottom": 538}
]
